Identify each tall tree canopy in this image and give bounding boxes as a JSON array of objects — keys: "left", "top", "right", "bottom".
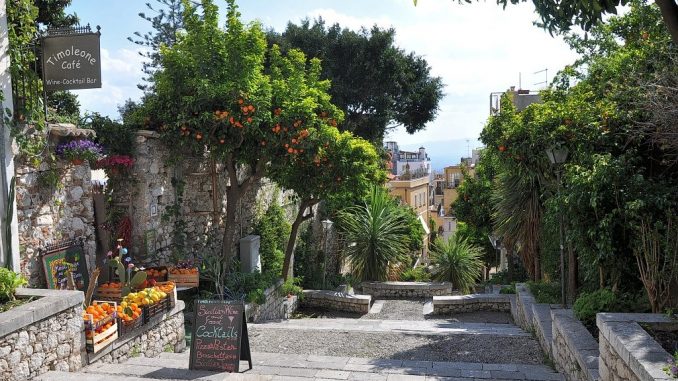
[{"left": 268, "top": 19, "right": 444, "bottom": 144}]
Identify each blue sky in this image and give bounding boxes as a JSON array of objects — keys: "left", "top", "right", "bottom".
[{"left": 65, "top": 0, "right": 579, "bottom": 168}]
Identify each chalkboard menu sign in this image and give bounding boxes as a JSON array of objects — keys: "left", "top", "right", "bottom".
[{"left": 189, "top": 300, "right": 252, "bottom": 372}]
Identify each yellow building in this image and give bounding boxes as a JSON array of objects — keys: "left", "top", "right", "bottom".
[
  {"left": 430, "top": 164, "right": 474, "bottom": 242},
  {"left": 387, "top": 175, "right": 431, "bottom": 261}
]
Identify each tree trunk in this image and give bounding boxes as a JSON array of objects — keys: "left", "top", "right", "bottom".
[
  {"left": 221, "top": 184, "right": 240, "bottom": 264},
  {"left": 656, "top": 0, "right": 678, "bottom": 45},
  {"left": 507, "top": 247, "right": 513, "bottom": 283},
  {"left": 282, "top": 199, "right": 317, "bottom": 281},
  {"left": 534, "top": 252, "right": 541, "bottom": 281}
]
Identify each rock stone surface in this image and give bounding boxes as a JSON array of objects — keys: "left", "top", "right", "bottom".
[{"left": 0, "top": 305, "right": 83, "bottom": 381}]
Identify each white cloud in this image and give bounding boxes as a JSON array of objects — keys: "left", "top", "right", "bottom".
[{"left": 71, "top": 47, "right": 146, "bottom": 119}]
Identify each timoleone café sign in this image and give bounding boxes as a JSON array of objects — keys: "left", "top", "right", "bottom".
[{"left": 42, "top": 30, "right": 101, "bottom": 91}]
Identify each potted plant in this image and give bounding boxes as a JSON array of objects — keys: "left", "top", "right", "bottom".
[{"left": 55, "top": 139, "right": 103, "bottom": 165}]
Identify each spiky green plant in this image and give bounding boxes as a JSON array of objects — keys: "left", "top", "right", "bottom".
[
  {"left": 337, "top": 186, "right": 411, "bottom": 281},
  {"left": 430, "top": 234, "right": 484, "bottom": 294}
]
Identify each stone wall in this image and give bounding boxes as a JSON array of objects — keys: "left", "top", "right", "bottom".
[
  {"left": 431, "top": 294, "right": 511, "bottom": 314},
  {"left": 511, "top": 285, "right": 600, "bottom": 381},
  {"left": 0, "top": 289, "right": 84, "bottom": 381},
  {"left": 301, "top": 290, "right": 372, "bottom": 314},
  {"left": 551, "top": 309, "right": 600, "bottom": 381},
  {"left": 15, "top": 126, "right": 97, "bottom": 286},
  {"left": 245, "top": 280, "right": 299, "bottom": 323},
  {"left": 597, "top": 313, "right": 676, "bottom": 381},
  {"left": 360, "top": 282, "right": 452, "bottom": 298},
  {"left": 112, "top": 131, "right": 286, "bottom": 267},
  {"left": 89, "top": 301, "right": 186, "bottom": 364}
]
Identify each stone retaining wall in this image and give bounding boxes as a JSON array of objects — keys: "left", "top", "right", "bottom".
[
  {"left": 246, "top": 280, "right": 299, "bottom": 323},
  {"left": 15, "top": 126, "right": 97, "bottom": 287},
  {"left": 597, "top": 313, "right": 676, "bottom": 381},
  {"left": 551, "top": 309, "right": 600, "bottom": 381},
  {"left": 301, "top": 290, "right": 372, "bottom": 314},
  {"left": 511, "top": 285, "right": 600, "bottom": 381},
  {"left": 89, "top": 301, "right": 186, "bottom": 364},
  {"left": 360, "top": 282, "right": 452, "bottom": 298},
  {"left": 431, "top": 294, "right": 511, "bottom": 314},
  {"left": 0, "top": 289, "right": 84, "bottom": 381}
]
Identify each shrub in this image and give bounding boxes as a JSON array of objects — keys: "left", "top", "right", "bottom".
[
  {"left": 253, "top": 199, "right": 290, "bottom": 276},
  {"left": 246, "top": 289, "right": 265, "bottom": 305},
  {"left": 500, "top": 284, "right": 516, "bottom": 294},
  {"left": 400, "top": 266, "right": 431, "bottom": 282},
  {"left": 527, "top": 281, "right": 561, "bottom": 304},
  {"left": 573, "top": 288, "right": 617, "bottom": 332},
  {"left": 0, "top": 268, "right": 27, "bottom": 304},
  {"left": 430, "top": 234, "right": 484, "bottom": 294},
  {"left": 281, "top": 277, "right": 304, "bottom": 298}
]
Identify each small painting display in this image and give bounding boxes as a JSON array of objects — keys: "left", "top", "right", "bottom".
[{"left": 41, "top": 238, "right": 89, "bottom": 291}]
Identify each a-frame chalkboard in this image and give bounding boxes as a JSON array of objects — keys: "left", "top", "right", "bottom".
[{"left": 189, "top": 299, "right": 252, "bottom": 372}]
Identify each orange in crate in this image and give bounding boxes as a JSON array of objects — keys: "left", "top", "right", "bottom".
[{"left": 168, "top": 267, "right": 199, "bottom": 288}]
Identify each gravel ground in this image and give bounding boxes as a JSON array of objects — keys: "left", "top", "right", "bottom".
[
  {"left": 295, "top": 299, "right": 515, "bottom": 324},
  {"left": 248, "top": 328, "right": 545, "bottom": 364}
]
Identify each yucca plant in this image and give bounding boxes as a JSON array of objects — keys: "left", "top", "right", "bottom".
[
  {"left": 337, "top": 186, "right": 411, "bottom": 281},
  {"left": 430, "top": 234, "right": 484, "bottom": 294}
]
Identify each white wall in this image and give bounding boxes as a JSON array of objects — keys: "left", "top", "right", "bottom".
[{"left": 0, "top": 0, "right": 20, "bottom": 271}]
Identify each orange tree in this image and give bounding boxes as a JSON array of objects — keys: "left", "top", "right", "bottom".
[
  {"left": 140, "top": 0, "right": 344, "bottom": 263},
  {"left": 269, "top": 125, "right": 386, "bottom": 280}
]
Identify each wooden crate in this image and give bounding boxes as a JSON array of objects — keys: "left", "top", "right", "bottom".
[
  {"left": 142, "top": 297, "right": 169, "bottom": 324},
  {"left": 84, "top": 301, "right": 119, "bottom": 354},
  {"left": 117, "top": 311, "right": 144, "bottom": 338},
  {"left": 85, "top": 322, "right": 118, "bottom": 353},
  {"left": 145, "top": 266, "right": 168, "bottom": 282},
  {"left": 167, "top": 270, "right": 199, "bottom": 288},
  {"left": 155, "top": 281, "right": 177, "bottom": 309},
  {"left": 95, "top": 286, "right": 123, "bottom": 302}
]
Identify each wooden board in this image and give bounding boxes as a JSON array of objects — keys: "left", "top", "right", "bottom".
[
  {"left": 189, "top": 299, "right": 251, "bottom": 372},
  {"left": 40, "top": 238, "right": 89, "bottom": 291}
]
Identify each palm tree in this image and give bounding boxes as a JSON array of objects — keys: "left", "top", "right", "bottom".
[
  {"left": 492, "top": 169, "right": 544, "bottom": 281},
  {"left": 430, "top": 234, "right": 484, "bottom": 294},
  {"left": 337, "top": 186, "right": 411, "bottom": 281}
]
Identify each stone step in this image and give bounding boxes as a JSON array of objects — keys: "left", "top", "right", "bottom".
[{"left": 251, "top": 318, "right": 530, "bottom": 337}]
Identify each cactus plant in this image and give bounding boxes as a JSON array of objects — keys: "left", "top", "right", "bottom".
[{"left": 107, "top": 256, "right": 147, "bottom": 296}]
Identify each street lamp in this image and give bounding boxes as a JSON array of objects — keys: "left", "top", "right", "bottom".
[
  {"left": 321, "top": 219, "right": 333, "bottom": 289},
  {"left": 545, "top": 145, "right": 568, "bottom": 308}
]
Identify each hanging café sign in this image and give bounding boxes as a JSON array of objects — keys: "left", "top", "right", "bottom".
[{"left": 42, "top": 26, "right": 102, "bottom": 91}]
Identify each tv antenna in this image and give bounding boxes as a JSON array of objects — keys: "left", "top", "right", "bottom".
[{"left": 534, "top": 68, "right": 548, "bottom": 87}]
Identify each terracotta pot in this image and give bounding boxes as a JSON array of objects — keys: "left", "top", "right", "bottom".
[{"left": 71, "top": 158, "right": 84, "bottom": 165}]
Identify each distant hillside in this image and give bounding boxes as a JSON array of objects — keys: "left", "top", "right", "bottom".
[{"left": 396, "top": 139, "right": 483, "bottom": 171}]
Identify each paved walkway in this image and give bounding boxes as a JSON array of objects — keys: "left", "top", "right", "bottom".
[
  {"left": 37, "top": 298, "right": 564, "bottom": 380},
  {"left": 40, "top": 351, "right": 564, "bottom": 380}
]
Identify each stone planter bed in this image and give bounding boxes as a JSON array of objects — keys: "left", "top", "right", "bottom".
[
  {"left": 360, "top": 281, "right": 452, "bottom": 298},
  {"left": 597, "top": 313, "right": 677, "bottom": 381},
  {"left": 431, "top": 294, "right": 512, "bottom": 314},
  {"left": 301, "top": 290, "right": 372, "bottom": 314}
]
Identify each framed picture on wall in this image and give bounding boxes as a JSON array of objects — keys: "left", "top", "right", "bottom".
[{"left": 40, "top": 238, "right": 89, "bottom": 291}]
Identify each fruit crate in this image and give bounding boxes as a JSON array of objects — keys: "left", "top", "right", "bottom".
[
  {"left": 95, "top": 285, "right": 123, "bottom": 302},
  {"left": 117, "top": 310, "right": 144, "bottom": 338},
  {"left": 167, "top": 269, "right": 199, "bottom": 288},
  {"left": 145, "top": 266, "right": 168, "bottom": 282},
  {"left": 155, "top": 281, "right": 177, "bottom": 309},
  {"left": 84, "top": 301, "right": 118, "bottom": 353},
  {"left": 142, "top": 297, "right": 169, "bottom": 324}
]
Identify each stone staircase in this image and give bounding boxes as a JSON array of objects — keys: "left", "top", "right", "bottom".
[{"left": 37, "top": 350, "right": 565, "bottom": 380}]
